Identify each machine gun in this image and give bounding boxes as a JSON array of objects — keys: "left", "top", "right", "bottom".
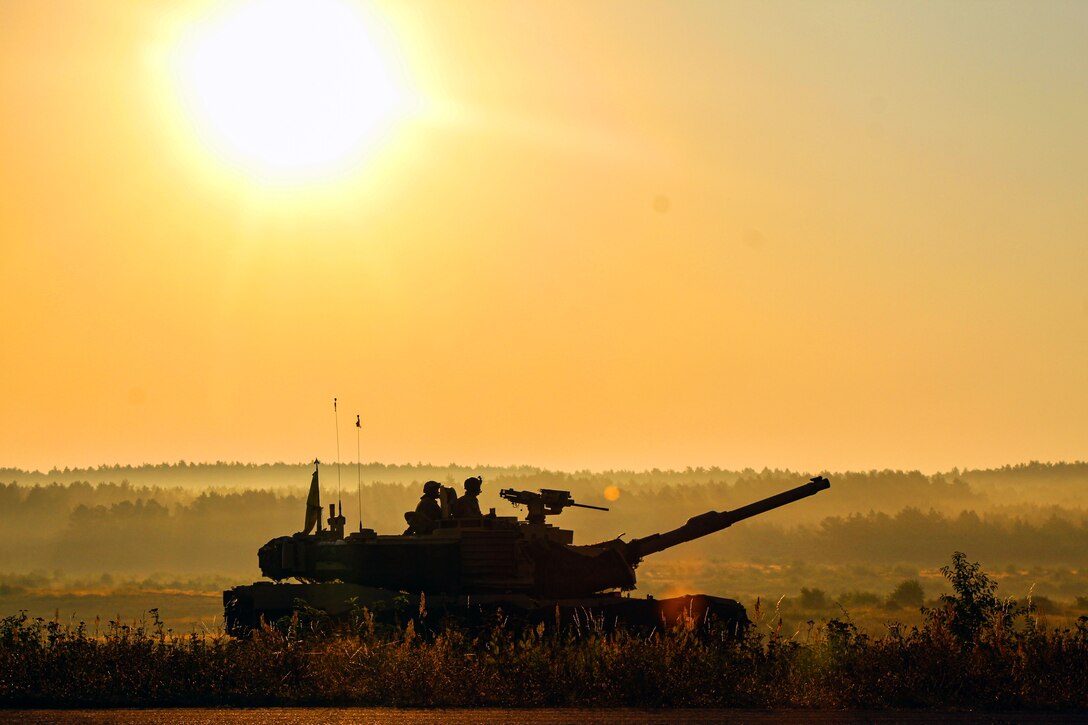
[{"left": 499, "top": 488, "right": 608, "bottom": 524}]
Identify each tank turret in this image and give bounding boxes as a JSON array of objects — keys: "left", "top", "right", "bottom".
[{"left": 226, "top": 469, "right": 831, "bottom": 634}]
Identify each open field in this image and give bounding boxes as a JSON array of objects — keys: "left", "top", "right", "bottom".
[
  {"left": 2, "top": 553, "right": 1087, "bottom": 710},
  {"left": 4, "top": 563, "right": 1088, "bottom": 638},
  {"left": 2, "top": 462, "right": 1087, "bottom": 632}
]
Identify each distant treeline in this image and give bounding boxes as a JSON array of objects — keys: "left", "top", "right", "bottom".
[
  {"left": 6, "top": 460, "right": 1088, "bottom": 510},
  {"left": 1, "top": 463, "right": 1087, "bottom": 577}
]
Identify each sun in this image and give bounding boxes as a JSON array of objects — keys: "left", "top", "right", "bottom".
[{"left": 170, "top": 0, "right": 407, "bottom": 181}]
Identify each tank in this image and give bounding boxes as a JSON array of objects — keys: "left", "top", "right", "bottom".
[{"left": 224, "top": 468, "right": 831, "bottom": 635}]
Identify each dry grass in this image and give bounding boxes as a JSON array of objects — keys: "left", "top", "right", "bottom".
[{"left": 3, "top": 555, "right": 1087, "bottom": 709}]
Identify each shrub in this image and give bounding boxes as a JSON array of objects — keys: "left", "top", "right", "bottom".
[
  {"left": 928, "top": 551, "right": 1017, "bottom": 642},
  {"left": 798, "top": 587, "right": 828, "bottom": 609},
  {"left": 887, "top": 578, "right": 925, "bottom": 609}
]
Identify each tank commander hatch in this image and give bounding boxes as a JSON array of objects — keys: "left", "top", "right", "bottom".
[
  {"left": 453, "top": 475, "right": 493, "bottom": 519},
  {"left": 403, "top": 480, "right": 443, "bottom": 535}
]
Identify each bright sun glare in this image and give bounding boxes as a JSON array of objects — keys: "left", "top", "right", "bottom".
[{"left": 172, "top": 0, "right": 405, "bottom": 181}]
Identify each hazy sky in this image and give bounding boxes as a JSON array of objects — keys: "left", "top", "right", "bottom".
[{"left": 2, "top": 0, "right": 1085, "bottom": 474}]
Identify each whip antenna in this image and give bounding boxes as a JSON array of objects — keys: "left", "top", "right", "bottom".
[
  {"left": 334, "top": 397, "right": 342, "bottom": 511},
  {"left": 356, "top": 413, "right": 363, "bottom": 531}
]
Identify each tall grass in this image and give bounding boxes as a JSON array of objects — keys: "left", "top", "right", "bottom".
[{"left": 2, "top": 553, "right": 1087, "bottom": 709}]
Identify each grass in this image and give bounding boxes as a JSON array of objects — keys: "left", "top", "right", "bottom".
[{"left": 2, "top": 553, "right": 1087, "bottom": 709}]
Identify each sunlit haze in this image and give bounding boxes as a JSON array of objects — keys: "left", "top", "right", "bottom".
[
  {"left": 1, "top": 0, "right": 1085, "bottom": 474},
  {"left": 168, "top": 0, "right": 407, "bottom": 180}
]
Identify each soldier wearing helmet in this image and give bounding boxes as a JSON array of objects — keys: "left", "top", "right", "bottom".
[
  {"left": 403, "top": 480, "right": 443, "bottom": 534},
  {"left": 452, "top": 475, "right": 484, "bottom": 519}
]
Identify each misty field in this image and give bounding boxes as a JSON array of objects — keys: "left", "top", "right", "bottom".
[{"left": 2, "top": 461, "right": 1088, "bottom": 631}]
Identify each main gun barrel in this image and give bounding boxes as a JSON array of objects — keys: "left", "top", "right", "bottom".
[{"left": 624, "top": 476, "right": 830, "bottom": 562}]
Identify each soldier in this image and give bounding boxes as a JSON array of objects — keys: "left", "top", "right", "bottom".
[
  {"left": 404, "top": 480, "right": 443, "bottom": 534},
  {"left": 452, "top": 475, "right": 484, "bottom": 518}
]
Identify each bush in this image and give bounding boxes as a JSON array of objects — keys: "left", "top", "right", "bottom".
[
  {"left": 798, "top": 587, "right": 828, "bottom": 609},
  {"left": 928, "top": 551, "right": 1023, "bottom": 642},
  {"left": 887, "top": 579, "right": 925, "bottom": 609}
]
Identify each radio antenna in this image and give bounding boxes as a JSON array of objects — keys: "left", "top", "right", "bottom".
[
  {"left": 355, "top": 413, "right": 363, "bottom": 531},
  {"left": 333, "top": 397, "right": 342, "bottom": 512}
]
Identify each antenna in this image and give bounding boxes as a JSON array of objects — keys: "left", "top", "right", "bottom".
[
  {"left": 355, "top": 413, "right": 363, "bottom": 532},
  {"left": 334, "top": 397, "right": 342, "bottom": 512},
  {"left": 313, "top": 458, "right": 323, "bottom": 533}
]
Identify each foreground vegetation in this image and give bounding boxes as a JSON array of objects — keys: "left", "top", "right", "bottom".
[{"left": 2, "top": 554, "right": 1086, "bottom": 709}]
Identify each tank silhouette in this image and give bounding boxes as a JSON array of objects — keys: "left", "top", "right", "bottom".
[{"left": 224, "top": 469, "right": 831, "bottom": 634}]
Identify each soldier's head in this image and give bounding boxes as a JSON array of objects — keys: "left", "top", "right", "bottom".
[
  {"left": 464, "top": 476, "right": 482, "bottom": 495},
  {"left": 423, "top": 480, "right": 441, "bottom": 498}
]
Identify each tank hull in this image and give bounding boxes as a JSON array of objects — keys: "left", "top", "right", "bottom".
[{"left": 224, "top": 582, "right": 747, "bottom": 636}]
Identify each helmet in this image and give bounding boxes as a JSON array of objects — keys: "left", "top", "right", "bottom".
[
  {"left": 464, "top": 476, "right": 482, "bottom": 494},
  {"left": 423, "top": 480, "right": 441, "bottom": 496}
]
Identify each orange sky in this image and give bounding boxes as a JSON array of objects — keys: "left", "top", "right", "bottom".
[{"left": 2, "top": 0, "right": 1086, "bottom": 474}]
